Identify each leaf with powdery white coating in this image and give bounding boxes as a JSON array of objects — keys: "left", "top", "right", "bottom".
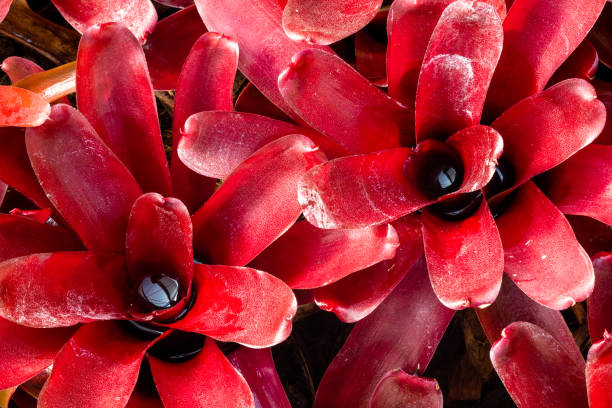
[
  {"left": 0, "top": 86, "right": 49, "bottom": 127},
  {"left": 150, "top": 338, "right": 254, "bottom": 408},
  {"left": 490, "top": 322, "right": 588, "bottom": 408},
  {"left": 26, "top": 105, "right": 143, "bottom": 253},
  {"left": 192, "top": 134, "right": 325, "bottom": 266},
  {"left": 167, "top": 264, "right": 296, "bottom": 348},
  {"left": 50, "top": 0, "right": 157, "bottom": 42},
  {"left": 314, "top": 258, "right": 454, "bottom": 408},
  {"left": 38, "top": 321, "right": 151, "bottom": 408},
  {"left": 587, "top": 253, "right": 612, "bottom": 342},
  {"left": 282, "top": 0, "right": 383, "bottom": 45},
  {"left": 0, "top": 252, "right": 129, "bottom": 328},
  {"left": 415, "top": 0, "right": 503, "bottom": 141},
  {"left": 249, "top": 220, "right": 399, "bottom": 289},
  {"left": 496, "top": 181, "right": 594, "bottom": 309},
  {"left": 279, "top": 49, "right": 412, "bottom": 153},
  {"left": 370, "top": 370, "right": 443, "bottom": 408},
  {"left": 586, "top": 334, "right": 612, "bottom": 408}
]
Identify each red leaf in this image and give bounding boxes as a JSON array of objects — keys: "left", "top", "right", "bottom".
[
  {"left": 586, "top": 334, "right": 612, "bottom": 408},
  {"left": 588, "top": 253, "right": 612, "bottom": 342},
  {"left": 370, "top": 370, "right": 443, "bottom": 408},
  {"left": 0, "top": 86, "right": 50, "bottom": 127}
]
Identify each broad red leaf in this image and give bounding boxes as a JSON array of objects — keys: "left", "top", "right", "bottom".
[
  {"left": 150, "top": 338, "right": 254, "bottom": 408},
  {"left": 38, "top": 321, "right": 151, "bottom": 408},
  {"left": 50, "top": 0, "right": 157, "bottom": 42},
  {"left": 0, "top": 252, "right": 129, "bottom": 328},
  {"left": 167, "top": 264, "right": 296, "bottom": 348},
  {"left": 477, "top": 275, "right": 584, "bottom": 368},
  {"left": 586, "top": 334, "right": 612, "bottom": 408},
  {"left": 178, "top": 111, "right": 347, "bottom": 180},
  {"left": 0, "top": 86, "right": 50, "bottom": 127},
  {"left": 77, "top": 22, "right": 171, "bottom": 195},
  {"left": 282, "top": 0, "right": 383, "bottom": 45},
  {"left": 415, "top": 0, "right": 503, "bottom": 141},
  {"left": 144, "top": 6, "right": 207, "bottom": 90},
  {"left": 354, "top": 10, "right": 387, "bottom": 86},
  {"left": 195, "top": 0, "right": 328, "bottom": 116},
  {"left": 539, "top": 145, "right": 612, "bottom": 226},
  {"left": 0, "top": 318, "right": 74, "bottom": 389},
  {"left": 484, "top": 0, "right": 607, "bottom": 119},
  {"left": 0, "top": 214, "right": 81, "bottom": 262},
  {"left": 490, "top": 322, "right": 588, "bottom": 408},
  {"left": 279, "top": 49, "right": 412, "bottom": 153},
  {"left": 192, "top": 134, "right": 325, "bottom": 266},
  {"left": 125, "top": 193, "right": 194, "bottom": 320},
  {"left": 491, "top": 79, "right": 606, "bottom": 189},
  {"left": 548, "top": 39, "right": 599, "bottom": 84},
  {"left": 370, "top": 370, "right": 443, "bottom": 408},
  {"left": 588, "top": 253, "right": 612, "bottom": 342},
  {"left": 423, "top": 198, "right": 503, "bottom": 309},
  {"left": 299, "top": 148, "right": 430, "bottom": 229},
  {"left": 172, "top": 32, "right": 237, "bottom": 213},
  {"left": 26, "top": 105, "right": 142, "bottom": 253},
  {"left": 249, "top": 220, "right": 399, "bottom": 289},
  {"left": 568, "top": 215, "right": 612, "bottom": 257},
  {"left": 314, "top": 215, "right": 423, "bottom": 323},
  {"left": 496, "top": 181, "right": 594, "bottom": 309},
  {"left": 314, "top": 258, "right": 454, "bottom": 408},
  {"left": 228, "top": 347, "right": 291, "bottom": 408}
]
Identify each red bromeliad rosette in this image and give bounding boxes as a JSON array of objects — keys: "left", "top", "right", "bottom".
[
  {"left": 0, "top": 20, "right": 401, "bottom": 407},
  {"left": 180, "top": 0, "right": 611, "bottom": 406}
]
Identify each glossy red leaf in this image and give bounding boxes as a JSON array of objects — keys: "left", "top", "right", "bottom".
[
  {"left": 125, "top": 193, "right": 194, "bottom": 319},
  {"left": 172, "top": 32, "right": 237, "bottom": 213},
  {"left": 77, "top": 22, "right": 171, "bottom": 195},
  {"left": 9, "top": 208, "right": 52, "bottom": 223},
  {"left": 168, "top": 264, "right": 296, "bottom": 348},
  {"left": 299, "top": 148, "right": 431, "bottom": 229},
  {"left": 589, "top": 2, "right": 612, "bottom": 68},
  {"left": 548, "top": 39, "right": 599, "bottom": 84},
  {"left": 491, "top": 79, "right": 606, "bottom": 189},
  {"left": 38, "top": 321, "right": 151, "bottom": 408},
  {"left": 354, "top": 10, "right": 387, "bottom": 86},
  {"left": 50, "top": 0, "right": 157, "bottom": 42},
  {"left": 178, "top": 111, "right": 347, "bottom": 180},
  {"left": 370, "top": 370, "right": 443, "bottom": 408},
  {"left": 490, "top": 322, "right": 588, "bottom": 408},
  {"left": 415, "top": 0, "right": 503, "bottom": 141},
  {"left": 0, "top": 252, "right": 129, "bottom": 328},
  {"left": 539, "top": 145, "right": 612, "bottom": 226},
  {"left": 593, "top": 79, "right": 612, "bottom": 146},
  {"left": 477, "top": 275, "right": 584, "bottom": 368},
  {"left": 25, "top": 105, "right": 142, "bottom": 253},
  {"left": 0, "top": 86, "right": 50, "bottom": 127},
  {"left": 282, "top": 0, "right": 382, "bottom": 45},
  {"left": 0, "top": 181, "right": 5, "bottom": 206},
  {"left": 0, "top": 214, "right": 81, "bottom": 262},
  {"left": 568, "top": 215, "right": 612, "bottom": 257},
  {"left": 314, "top": 215, "right": 423, "bottom": 323},
  {"left": 2, "top": 57, "right": 43, "bottom": 83},
  {"left": 588, "top": 253, "right": 612, "bottom": 342},
  {"left": 484, "top": 0, "right": 607, "bottom": 119},
  {"left": 0, "top": 318, "right": 74, "bottom": 389},
  {"left": 192, "top": 134, "right": 325, "bottom": 266},
  {"left": 586, "top": 334, "right": 612, "bottom": 408},
  {"left": 228, "top": 347, "right": 291, "bottom": 408},
  {"left": 150, "top": 338, "right": 254, "bottom": 408},
  {"left": 314, "top": 258, "right": 454, "bottom": 408},
  {"left": 279, "top": 49, "right": 412, "bottom": 153},
  {"left": 249, "top": 220, "right": 399, "bottom": 289},
  {"left": 0, "top": 128, "right": 52, "bottom": 210},
  {"left": 235, "top": 83, "right": 294, "bottom": 122},
  {"left": 496, "top": 181, "right": 594, "bottom": 309},
  {"left": 195, "top": 0, "right": 327, "bottom": 116},
  {"left": 144, "top": 6, "right": 207, "bottom": 90},
  {"left": 446, "top": 125, "right": 503, "bottom": 192},
  {"left": 423, "top": 198, "right": 503, "bottom": 309}
]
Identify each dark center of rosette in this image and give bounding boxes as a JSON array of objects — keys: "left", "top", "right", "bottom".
[
  {"left": 405, "top": 140, "right": 465, "bottom": 201},
  {"left": 429, "top": 191, "right": 484, "bottom": 221},
  {"left": 484, "top": 158, "right": 516, "bottom": 218},
  {"left": 134, "top": 274, "right": 181, "bottom": 313}
]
